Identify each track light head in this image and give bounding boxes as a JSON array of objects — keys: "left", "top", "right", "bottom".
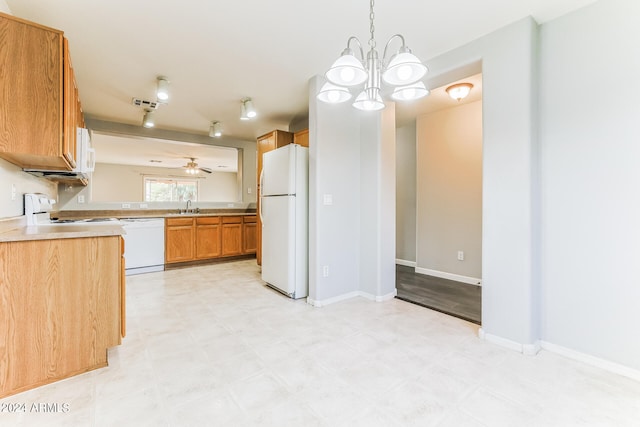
[
  {"left": 209, "top": 121, "right": 222, "bottom": 137},
  {"left": 142, "top": 109, "right": 155, "bottom": 128},
  {"left": 156, "top": 76, "right": 170, "bottom": 102}
]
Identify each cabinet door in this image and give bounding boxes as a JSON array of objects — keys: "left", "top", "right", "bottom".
[
  {"left": 62, "top": 37, "right": 77, "bottom": 168},
  {"left": 196, "top": 217, "right": 221, "bottom": 259},
  {"left": 165, "top": 219, "right": 195, "bottom": 263},
  {"left": 221, "top": 216, "right": 243, "bottom": 256},
  {"left": 120, "top": 237, "right": 126, "bottom": 338},
  {"left": 294, "top": 129, "right": 309, "bottom": 147},
  {"left": 0, "top": 14, "right": 68, "bottom": 170},
  {"left": 243, "top": 216, "right": 257, "bottom": 254}
]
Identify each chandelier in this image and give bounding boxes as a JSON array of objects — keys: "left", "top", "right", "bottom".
[{"left": 317, "top": 0, "right": 429, "bottom": 111}]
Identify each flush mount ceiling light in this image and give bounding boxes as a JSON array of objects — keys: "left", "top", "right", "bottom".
[
  {"left": 142, "top": 109, "right": 155, "bottom": 128},
  {"left": 318, "top": 0, "right": 429, "bottom": 111},
  {"left": 156, "top": 76, "right": 170, "bottom": 102},
  {"left": 446, "top": 83, "right": 473, "bottom": 101},
  {"left": 240, "top": 97, "right": 257, "bottom": 120},
  {"left": 209, "top": 121, "right": 222, "bottom": 137}
]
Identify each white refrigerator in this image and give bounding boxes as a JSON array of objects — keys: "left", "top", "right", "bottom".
[{"left": 260, "top": 143, "right": 309, "bottom": 299}]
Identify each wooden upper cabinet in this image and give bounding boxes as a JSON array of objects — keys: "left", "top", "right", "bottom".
[
  {"left": 63, "top": 37, "right": 77, "bottom": 168},
  {"left": 294, "top": 129, "right": 309, "bottom": 147},
  {"left": 0, "top": 12, "right": 79, "bottom": 170}
]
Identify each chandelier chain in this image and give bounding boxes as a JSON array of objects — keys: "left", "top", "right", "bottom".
[{"left": 368, "top": 0, "right": 376, "bottom": 49}]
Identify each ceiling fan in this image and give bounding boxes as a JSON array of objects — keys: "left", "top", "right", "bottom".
[{"left": 183, "top": 158, "right": 212, "bottom": 174}]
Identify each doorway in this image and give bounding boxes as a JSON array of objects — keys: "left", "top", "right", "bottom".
[{"left": 395, "top": 73, "right": 483, "bottom": 324}]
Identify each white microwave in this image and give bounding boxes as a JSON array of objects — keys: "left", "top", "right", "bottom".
[{"left": 23, "top": 128, "right": 95, "bottom": 178}]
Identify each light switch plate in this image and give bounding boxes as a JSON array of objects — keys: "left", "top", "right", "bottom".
[{"left": 323, "top": 194, "right": 333, "bottom": 205}]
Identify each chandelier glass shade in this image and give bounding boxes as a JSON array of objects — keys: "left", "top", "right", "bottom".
[{"left": 318, "top": 0, "right": 429, "bottom": 111}]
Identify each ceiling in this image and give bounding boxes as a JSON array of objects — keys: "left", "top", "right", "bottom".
[
  {"left": 7, "top": 0, "right": 594, "bottom": 143},
  {"left": 91, "top": 133, "right": 239, "bottom": 172}
]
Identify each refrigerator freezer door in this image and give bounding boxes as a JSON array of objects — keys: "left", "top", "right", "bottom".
[
  {"left": 262, "top": 144, "right": 296, "bottom": 196},
  {"left": 261, "top": 195, "right": 296, "bottom": 296}
]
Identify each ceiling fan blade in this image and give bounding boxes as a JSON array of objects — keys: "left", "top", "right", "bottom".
[{"left": 199, "top": 167, "right": 212, "bottom": 174}]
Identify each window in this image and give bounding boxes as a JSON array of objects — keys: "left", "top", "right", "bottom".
[{"left": 144, "top": 177, "right": 198, "bottom": 202}]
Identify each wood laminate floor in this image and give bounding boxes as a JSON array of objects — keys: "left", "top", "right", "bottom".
[{"left": 396, "top": 265, "right": 482, "bottom": 324}]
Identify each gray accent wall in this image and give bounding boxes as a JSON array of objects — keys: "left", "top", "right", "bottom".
[{"left": 416, "top": 101, "right": 483, "bottom": 280}]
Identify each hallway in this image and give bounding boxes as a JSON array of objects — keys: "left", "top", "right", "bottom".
[{"left": 396, "top": 265, "right": 481, "bottom": 324}]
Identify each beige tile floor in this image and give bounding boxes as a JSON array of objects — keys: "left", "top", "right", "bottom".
[{"left": 2, "top": 259, "right": 639, "bottom": 426}]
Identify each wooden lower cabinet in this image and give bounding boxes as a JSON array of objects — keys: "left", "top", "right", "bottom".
[
  {"left": 165, "top": 215, "right": 256, "bottom": 264},
  {"left": 221, "top": 216, "right": 243, "bottom": 257},
  {"left": 0, "top": 235, "right": 122, "bottom": 398},
  {"left": 243, "top": 215, "right": 257, "bottom": 254},
  {"left": 196, "top": 216, "right": 221, "bottom": 259},
  {"left": 165, "top": 217, "right": 195, "bottom": 263}
]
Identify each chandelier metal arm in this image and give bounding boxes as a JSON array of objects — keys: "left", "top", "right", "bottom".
[
  {"left": 382, "top": 34, "right": 407, "bottom": 65},
  {"left": 344, "top": 36, "right": 365, "bottom": 62}
]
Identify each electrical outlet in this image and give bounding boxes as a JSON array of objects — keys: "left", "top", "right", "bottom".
[
  {"left": 122, "top": 203, "right": 131, "bottom": 209},
  {"left": 457, "top": 251, "right": 465, "bottom": 261},
  {"left": 77, "top": 195, "right": 85, "bottom": 204},
  {"left": 323, "top": 194, "right": 333, "bottom": 205},
  {"left": 227, "top": 203, "right": 234, "bottom": 207},
  {"left": 140, "top": 203, "right": 148, "bottom": 208},
  {"left": 247, "top": 187, "right": 252, "bottom": 194},
  {"left": 322, "top": 265, "right": 329, "bottom": 277}
]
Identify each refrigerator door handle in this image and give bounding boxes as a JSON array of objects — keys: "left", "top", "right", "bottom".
[{"left": 259, "top": 168, "right": 265, "bottom": 224}]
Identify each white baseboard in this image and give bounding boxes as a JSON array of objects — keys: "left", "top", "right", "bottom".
[
  {"left": 395, "top": 259, "right": 416, "bottom": 267},
  {"left": 307, "top": 289, "right": 397, "bottom": 307},
  {"left": 540, "top": 341, "right": 640, "bottom": 382},
  {"left": 415, "top": 267, "right": 482, "bottom": 286},
  {"left": 479, "top": 330, "right": 640, "bottom": 381},
  {"left": 478, "top": 328, "right": 541, "bottom": 355},
  {"left": 359, "top": 289, "right": 397, "bottom": 302}
]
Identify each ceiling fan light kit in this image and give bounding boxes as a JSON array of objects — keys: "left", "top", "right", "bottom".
[
  {"left": 318, "top": 0, "right": 429, "bottom": 111},
  {"left": 184, "top": 158, "right": 212, "bottom": 175}
]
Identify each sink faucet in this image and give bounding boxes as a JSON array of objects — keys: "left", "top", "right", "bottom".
[{"left": 186, "top": 200, "right": 192, "bottom": 213}]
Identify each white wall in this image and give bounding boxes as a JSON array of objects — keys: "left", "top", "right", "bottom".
[
  {"left": 396, "top": 123, "right": 417, "bottom": 264},
  {"left": 89, "top": 163, "right": 238, "bottom": 203},
  {"left": 416, "top": 100, "right": 483, "bottom": 281},
  {"left": 539, "top": 0, "right": 640, "bottom": 370},
  {"left": 308, "top": 77, "right": 397, "bottom": 304},
  {"left": 0, "top": 0, "right": 10, "bottom": 13},
  {"left": 426, "top": 17, "right": 540, "bottom": 348}
]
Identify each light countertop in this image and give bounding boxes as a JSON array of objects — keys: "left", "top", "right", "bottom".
[{"left": 0, "top": 223, "right": 125, "bottom": 243}]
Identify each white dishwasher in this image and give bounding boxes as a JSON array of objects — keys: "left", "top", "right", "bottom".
[{"left": 121, "top": 218, "right": 165, "bottom": 275}]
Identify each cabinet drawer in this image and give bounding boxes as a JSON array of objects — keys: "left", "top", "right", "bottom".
[
  {"left": 222, "top": 216, "right": 242, "bottom": 224},
  {"left": 166, "top": 217, "right": 193, "bottom": 226},
  {"left": 243, "top": 215, "right": 257, "bottom": 223},
  {"left": 196, "top": 216, "right": 220, "bottom": 225}
]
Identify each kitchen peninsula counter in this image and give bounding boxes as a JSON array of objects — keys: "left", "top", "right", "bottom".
[
  {"left": 0, "top": 220, "right": 125, "bottom": 398},
  {"left": 0, "top": 222, "right": 124, "bottom": 242},
  {"left": 52, "top": 208, "right": 257, "bottom": 220}
]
